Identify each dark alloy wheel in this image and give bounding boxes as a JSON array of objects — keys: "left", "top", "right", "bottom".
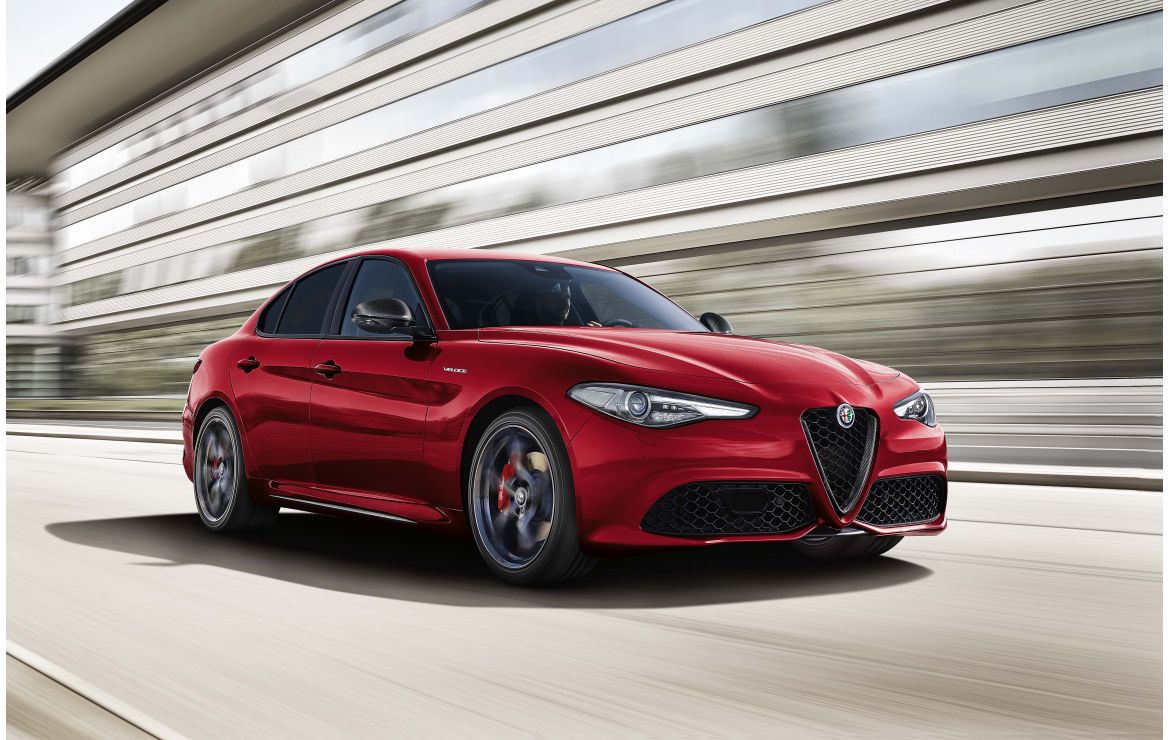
[
  {"left": 193, "top": 407, "right": 277, "bottom": 532},
  {"left": 468, "top": 407, "right": 595, "bottom": 585},
  {"left": 789, "top": 533, "right": 903, "bottom": 559}
]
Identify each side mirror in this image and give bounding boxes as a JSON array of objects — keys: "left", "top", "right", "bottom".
[
  {"left": 700, "top": 312, "right": 733, "bottom": 334},
  {"left": 351, "top": 298, "right": 434, "bottom": 340}
]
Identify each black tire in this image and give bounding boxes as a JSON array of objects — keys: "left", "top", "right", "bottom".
[
  {"left": 467, "top": 407, "right": 596, "bottom": 585},
  {"left": 789, "top": 534, "right": 902, "bottom": 560},
  {"left": 193, "top": 406, "right": 278, "bottom": 533}
]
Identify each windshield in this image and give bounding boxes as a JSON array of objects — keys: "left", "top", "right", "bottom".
[{"left": 428, "top": 259, "right": 705, "bottom": 331}]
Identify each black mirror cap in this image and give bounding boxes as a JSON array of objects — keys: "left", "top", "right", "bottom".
[
  {"left": 352, "top": 298, "right": 415, "bottom": 333},
  {"left": 699, "top": 312, "right": 733, "bottom": 334},
  {"left": 351, "top": 298, "right": 438, "bottom": 342}
]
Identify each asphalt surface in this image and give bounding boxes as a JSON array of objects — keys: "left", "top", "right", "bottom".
[{"left": 6, "top": 434, "right": 1162, "bottom": 738}]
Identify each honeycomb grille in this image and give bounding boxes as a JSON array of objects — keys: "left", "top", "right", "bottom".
[
  {"left": 641, "top": 482, "right": 815, "bottom": 536},
  {"left": 801, "top": 407, "right": 878, "bottom": 513},
  {"left": 857, "top": 475, "right": 946, "bottom": 526}
]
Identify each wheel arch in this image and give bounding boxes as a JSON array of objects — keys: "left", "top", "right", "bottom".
[
  {"left": 193, "top": 394, "right": 230, "bottom": 431},
  {"left": 459, "top": 394, "right": 548, "bottom": 511},
  {"left": 192, "top": 392, "right": 258, "bottom": 478}
]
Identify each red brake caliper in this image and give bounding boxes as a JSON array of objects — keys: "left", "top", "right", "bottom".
[{"left": 497, "top": 459, "right": 516, "bottom": 511}]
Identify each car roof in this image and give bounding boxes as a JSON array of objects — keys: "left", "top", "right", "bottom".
[{"left": 336, "top": 247, "right": 615, "bottom": 271}]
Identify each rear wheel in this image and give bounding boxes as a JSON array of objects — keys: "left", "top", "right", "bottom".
[
  {"left": 467, "top": 407, "right": 595, "bottom": 585},
  {"left": 789, "top": 534, "right": 902, "bottom": 560},
  {"left": 193, "top": 406, "right": 277, "bottom": 532}
]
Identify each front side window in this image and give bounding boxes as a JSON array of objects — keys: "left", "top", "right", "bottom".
[
  {"left": 273, "top": 261, "right": 346, "bottom": 335},
  {"left": 428, "top": 259, "right": 704, "bottom": 331},
  {"left": 338, "top": 258, "right": 430, "bottom": 337}
]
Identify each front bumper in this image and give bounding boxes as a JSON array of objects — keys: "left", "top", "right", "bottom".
[{"left": 568, "top": 382, "right": 947, "bottom": 552}]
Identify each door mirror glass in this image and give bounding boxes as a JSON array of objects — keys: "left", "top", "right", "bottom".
[
  {"left": 351, "top": 298, "right": 414, "bottom": 333},
  {"left": 699, "top": 312, "right": 733, "bottom": 334}
]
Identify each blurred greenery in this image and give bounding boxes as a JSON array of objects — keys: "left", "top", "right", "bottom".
[
  {"left": 8, "top": 397, "right": 181, "bottom": 412},
  {"left": 71, "top": 313, "right": 252, "bottom": 398},
  {"left": 228, "top": 228, "right": 300, "bottom": 273},
  {"left": 57, "top": 236, "right": 1161, "bottom": 401},
  {"left": 633, "top": 219, "right": 1163, "bottom": 382}
]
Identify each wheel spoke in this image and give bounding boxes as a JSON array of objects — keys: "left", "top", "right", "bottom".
[
  {"left": 515, "top": 510, "right": 541, "bottom": 555},
  {"left": 196, "top": 419, "right": 236, "bottom": 523},
  {"left": 472, "top": 423, "right": 557, "bottom": 569}
]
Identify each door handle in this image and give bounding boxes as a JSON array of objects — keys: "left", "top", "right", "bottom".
[
  {"left": 313, "top": 360, "right": 342, "bottom": 378},
  {"left": 236, "top": 356, "right": 260, "bottom": 372}
]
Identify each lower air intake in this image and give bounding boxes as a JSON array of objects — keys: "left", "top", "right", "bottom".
[
  {"left": 641, "top": 482, "right": 815, "bottom": 536},
  {"left": 857, "top": 475, "right": 946, "bottom": 526}
]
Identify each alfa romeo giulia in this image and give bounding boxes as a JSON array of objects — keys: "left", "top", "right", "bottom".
[{"left": 183, "top": 248, "right": 947, "bottom": 584}]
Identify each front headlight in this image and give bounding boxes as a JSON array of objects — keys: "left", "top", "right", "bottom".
[
  {"left": 893, "top": 389, "right": 936, "bottom": 427},
  {"left": 568, "top": 383, "right": 757, "bottom": 428}
]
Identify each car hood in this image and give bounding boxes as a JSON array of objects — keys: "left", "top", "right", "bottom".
[{"left": 477, "top": 328, "right": 900, "bottom": 386}]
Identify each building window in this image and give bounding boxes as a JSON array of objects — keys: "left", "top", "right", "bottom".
[
  {"left": 6, "top": 305, "right": 41, "bottom": 324},
  {"left": 7, "top": 256, "right": 32, "bottom": 275},
  {"left": 6, "top": 204, "right": 49, "bottom": 230}
]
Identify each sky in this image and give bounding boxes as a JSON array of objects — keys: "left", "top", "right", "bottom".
[{"left": 6, "top": 0, "right": 135, "bottom": 94}]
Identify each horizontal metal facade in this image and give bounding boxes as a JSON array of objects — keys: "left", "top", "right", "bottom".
[{"left": 44, "top": 0, "right": 1162, "bottom": 390}]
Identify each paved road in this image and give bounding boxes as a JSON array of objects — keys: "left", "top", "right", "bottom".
[{"left": 6, "top": 435, "right": 1162, "bottom": 738}]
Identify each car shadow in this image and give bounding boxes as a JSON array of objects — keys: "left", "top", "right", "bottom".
[{"left": 46, "top": 514, "right": 932, "bottom": 608}]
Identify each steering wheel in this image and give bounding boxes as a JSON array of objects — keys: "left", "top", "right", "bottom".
[
  {"left": 602, "top": 319, "right": 635, "bottom": 328},
  {"left": 477, "top": 291, "right": 518, "bottom": 328}
]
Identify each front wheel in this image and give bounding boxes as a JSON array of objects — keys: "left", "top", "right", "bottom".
[
  {"left": 789, "top": 534, "right": 902, "bottom": 560},
  {"left": 467, "top": 407, "right": 596, "bottom": 585},
  {"left": 193, "top": 406, "right": 277, "bottom": 532}
]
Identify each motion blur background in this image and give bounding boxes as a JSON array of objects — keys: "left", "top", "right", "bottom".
[
  {"left": 5, "top": 3, "right": 1163, "bottom": 736},
  {"left": 5, "top": 0, "right": 1163, "bottom": 483}
]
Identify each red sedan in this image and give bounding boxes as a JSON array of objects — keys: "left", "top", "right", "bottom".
[{"left": 183, "top": 248, "right": 946, "bottom": 584}]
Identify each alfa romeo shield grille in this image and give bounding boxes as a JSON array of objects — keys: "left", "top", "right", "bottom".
[{"left": 801, "top": 407, "right": 878, "bottom": 514}]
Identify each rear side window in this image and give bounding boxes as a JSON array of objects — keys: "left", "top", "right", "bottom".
[
  {"left": 275, "top": 262, "right": 346, "bottom": 335},
  {"left": 258, "top": 289, "right": 290, "bottom": 334}
]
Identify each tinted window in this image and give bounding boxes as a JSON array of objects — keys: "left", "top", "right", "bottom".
[
  {"left": 258, "top": 288, "right": 290, "bottom": 334},
  {"left": 339, "top": 259, "right": 430, "bottom": 337},
  {"left": 275, "top": 262, "right": 346, "bottom": 335},
  {"left": 429, "top": 260, "right": 704, "bottom": 331}
]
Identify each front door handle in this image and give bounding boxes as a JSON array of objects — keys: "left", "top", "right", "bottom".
[
  {"left": 313, "top": 360, "right": 342, "bottom": 378},
  {"left": 236, "top": 356, "right": 260, "bottom": 372}
]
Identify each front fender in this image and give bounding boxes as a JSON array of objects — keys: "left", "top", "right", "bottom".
[{"left": 421, "top": 337, "right": 656, "bottom": 513}]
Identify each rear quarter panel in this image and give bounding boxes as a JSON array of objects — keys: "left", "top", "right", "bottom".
[{"left": 183, "top": 333, "right": 253, "bottom": 481}]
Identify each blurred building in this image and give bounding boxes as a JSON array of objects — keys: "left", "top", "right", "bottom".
[
  {"left": 4, "top": 0, "right": 1163, "bottom": 398},
  {"left": 5, "top": 185, "right": 63, "bottom": 396}
]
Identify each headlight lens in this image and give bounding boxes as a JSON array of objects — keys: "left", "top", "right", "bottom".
[
  {"left": 893, "top": 389, "right": 936, "bottom": 427},
  {"left": 568, "top": 383, "right": 756, "bottom": 428}
]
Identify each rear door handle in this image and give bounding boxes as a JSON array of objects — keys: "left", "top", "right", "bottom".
[
  {"left": 313, "top": 360, "right": 342, "bottom": 378},
  {"left": 236, "top": 356, "right": 260, "bottom": 372}
]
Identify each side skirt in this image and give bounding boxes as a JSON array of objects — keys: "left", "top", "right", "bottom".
[{"left": 268, "top": 494, "right": 416, "bottom": 524}]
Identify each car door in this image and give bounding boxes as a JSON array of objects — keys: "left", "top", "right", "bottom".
[
  {"left": 308, "top": 256, "right": 437, "bottom": 508},
  {"left": 229, "top": 260, "right": 350, "bottom": 488}
]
